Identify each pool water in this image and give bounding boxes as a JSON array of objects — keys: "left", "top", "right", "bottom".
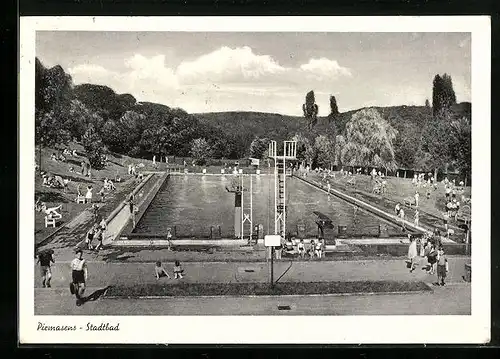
[{"left": 133, "top": 175, "right": 402, "bottom": 238}]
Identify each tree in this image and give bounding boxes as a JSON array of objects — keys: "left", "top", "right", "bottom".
[
  {"left": 419, "top": 110, "right": 455, "bottom": 179},
  {"left": 82, "top": 124, "right": 106, "bottom": 169},
  {"left": 302, "top": 90, "right": 319, "bottom": 130},
  {"left": 334, "top": 135, "right": 346, "bottom": 168},
  {"left": 329, "top": 95, "right": 339, "bottom": 121},
  {"left": 291, "top": 133, "right": 314, "bottom": 166},
  {"left": 314, "top": 135, "right": 336, "bottom": 170},
  {"left": 341, "top": 108, "right": 398, "bottom": 172},
  {"left": 249, "top": 137, "right": 270, "bottom": 159},
  {"left": 35, "top": 58, "right": 74, "bottom": 171},
  {"left": 35, "top": 110, "right": 71, "bottom": 171},
  {"left": 40, "top": 64, "right": 74, "bottom": 113},
  {"left": 393, "top": 122, "right": 421, "bottom": 170},
  {"left": 432, "top": 73, "right": 457, "bottom": 116},
  {"left": 449, "top": 116, "right": 471, "bottom": 183},
  {"left": 425, "top": 99, "right": 431, "bottom": 108},
  {"left": 190, "top": 138, "right": 213, "bottom": 165}
]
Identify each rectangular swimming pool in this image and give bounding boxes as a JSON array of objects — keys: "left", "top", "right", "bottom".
[{"left": 133, "top": 174, "right": 402, "bottom": 238}]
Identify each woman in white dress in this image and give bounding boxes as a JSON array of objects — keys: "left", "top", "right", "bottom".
[{"left": 407, "top": 235, "right": 418, "bottom": 272}]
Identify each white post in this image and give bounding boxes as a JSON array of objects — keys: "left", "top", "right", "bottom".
[
  {"left": 274, "top": 155, "right": 278, "bottom": 235},
  {"left": 241, "top": 173, "right": 244, "bottom": 239},
  {"left": 250, "top": 173, "right": 253, "bottom": 242},
  {"left": 282, "top": 143, "right": 286, "bottom": 239}
]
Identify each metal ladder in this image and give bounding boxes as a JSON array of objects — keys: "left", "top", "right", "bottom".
[{"left": 241, "top": 174, "right": 253, "bottom": 243}]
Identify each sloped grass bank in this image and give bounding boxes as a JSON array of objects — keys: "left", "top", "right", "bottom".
[{"left": 104, "top": 280, "right": 431, "bottom": 298}]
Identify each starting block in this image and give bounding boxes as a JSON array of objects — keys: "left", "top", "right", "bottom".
[
  {"left": 221, "top": 169, "right": 225, "bottom": 174},
  {"left": 202, "top": 168, "right": 207, "bottom": 174}
]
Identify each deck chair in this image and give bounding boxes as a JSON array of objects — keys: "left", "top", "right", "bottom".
[
  {"left": 45, "top": 216, "right": 56, "bottom": 228},
  {"left": 76, "top": 195, "right": 86, "bottom": 204}
]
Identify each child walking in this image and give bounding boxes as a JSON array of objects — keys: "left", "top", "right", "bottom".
[
  {"left": 173, "top": 260, "right": 184, "bottom": 279},
  {"left": 297, "top": 239, "right": 305, "bottom": 258},
  {"left": 154, "top": 261, "right": 171, "bottom": 280},
  {"left": 436, "top": 247, "right": 449, "bottom": 286}
]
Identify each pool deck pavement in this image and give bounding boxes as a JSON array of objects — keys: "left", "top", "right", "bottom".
[{"left": 34, "top": 256, "right": 471, "bottom": 315}]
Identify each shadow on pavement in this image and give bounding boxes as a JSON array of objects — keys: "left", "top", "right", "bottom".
[{"left": 81, "top": 286, "right": 112, "bottom": 304}]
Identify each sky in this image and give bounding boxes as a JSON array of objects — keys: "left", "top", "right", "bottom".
[{"left": 36, "top": 32, "right": 471, "bottom": 115}]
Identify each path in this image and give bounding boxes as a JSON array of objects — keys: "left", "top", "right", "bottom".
[
  {"left": 35, "top": 283, "right": 470, "bottom": 315},
  {"left": 34, "top": 257, "right": 471, "bottom": 315}
]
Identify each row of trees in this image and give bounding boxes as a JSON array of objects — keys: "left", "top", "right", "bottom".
[
  {"left": 35, "top": 57, "right": 470, "bottom": 180},
  {"left": 297, "top": 72, "right": 470, "bottom": 180},
  {"left": 35, "top": 58, "right": 244, "bottom": 169}
]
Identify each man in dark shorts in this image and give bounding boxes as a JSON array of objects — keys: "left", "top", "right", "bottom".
[
  {"left": 37, "top": 249, "right": 54, "bottom": 287},
  {"left": 70, "top": 249, "right": 88, "bottom": 306}
]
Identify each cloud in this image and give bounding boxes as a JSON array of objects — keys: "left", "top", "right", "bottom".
[
  {"left": 66, "top": 48, "right": 352, "bottom": 114},
  {"left": 176, "top": 46, "right": 287, "bottom": 84},
  {"left": 68, "top": 64, "right": 119, "bottom": 85},
  {"left": 299, "top": 57, "right": 352, "bottom": 80},
  {"left": 124, "top": 54, "right": 179, "bottom": 88}
]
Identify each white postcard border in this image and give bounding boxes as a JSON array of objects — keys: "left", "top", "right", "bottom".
[{"left": 19, "top": 16, "right": 491, "bottom": 344}]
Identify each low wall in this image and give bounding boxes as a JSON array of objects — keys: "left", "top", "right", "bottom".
[
  {"left": 110, "top": 238, "right": 248, "bottom": 248},
  {"left": 353, "top": 243, "right": 469, "bottom": 256},
  {"left": 105, "top": 173, "right": 155, "bottom": 226},
  {"left": 103, "top": 173, "right": 168, "bottom": 245},
  {"left": 129, "top": 172, "right": 169, "bottom": 232}
]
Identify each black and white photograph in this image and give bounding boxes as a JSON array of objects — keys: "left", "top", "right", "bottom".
[{"left": 19, "top": 16, "right": 490, "bottom": 344}]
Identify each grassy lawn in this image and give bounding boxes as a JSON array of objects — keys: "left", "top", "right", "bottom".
[
  {"left": 305, "top": 171, "right": 470, "bottom": 242},
  {"left": 105, "top": 280, "right": 432, "bottom": 298},
  {"left": 34, "top": 142, "right": 159, "bottom": 245}
]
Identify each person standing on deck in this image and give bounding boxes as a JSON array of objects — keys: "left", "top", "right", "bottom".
[
  {"left": 70, "top": 249, "right": 88, "bottom": 306},
  {"left": 127, "top": 195, "right": 136, "bottom": 227},
  {"left": 407, "top": 235, "right": 418, "bottom": 272},
  {"left": 37, "top": 249, "right": 54, "bottom": 288},
  {"left": 399, "top": 208, "right": 406, "bottom": 232}
]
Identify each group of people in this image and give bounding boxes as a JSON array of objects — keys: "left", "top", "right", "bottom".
[
  {"left": 407, "top": 232, "right": 449, "bottom": 286},
  {"left": 278, "top": 237, "right": 324, "bottom": 260},
  {"left": 154, "top": 260, "right": 185, "bottom": 280},
  {"left": 84, "top": 217, "right": 107, "bottom": 251},
  {"left": 41, "top": 172, "right": 70, "bottom": 192},
  {"left": 50, "top": 149, "right": 76, "bottom": 163}
]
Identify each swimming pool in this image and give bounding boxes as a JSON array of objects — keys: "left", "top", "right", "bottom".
[{"left": 133, "top": 174, "right": 402, "bottom": 238}]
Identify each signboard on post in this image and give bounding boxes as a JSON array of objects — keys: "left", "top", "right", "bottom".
[{"left": 264, "top": 234, "right": 281, "bottom": 247}]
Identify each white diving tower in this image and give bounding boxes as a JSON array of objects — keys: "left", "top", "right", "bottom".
[{"left": 267, "top": 140, "right": 297, "bottom": 239}]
